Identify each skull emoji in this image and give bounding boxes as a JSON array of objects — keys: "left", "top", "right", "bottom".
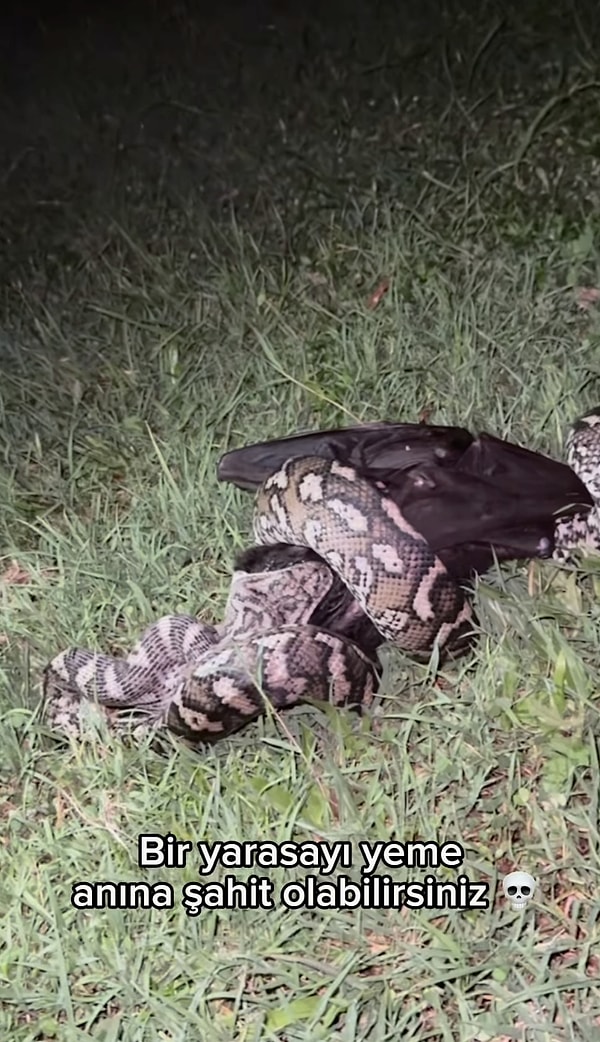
[{"left": 502, "top": 871, "right": 536, "bottom": 910}]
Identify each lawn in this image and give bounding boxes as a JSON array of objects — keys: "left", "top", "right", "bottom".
[{"left": 1, "top": 0, "right": 599, "bottom": 1039}]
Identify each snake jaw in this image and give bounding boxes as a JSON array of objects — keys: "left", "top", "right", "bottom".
[{"left": 221, "top": 559, "right": 335, "bottom": 637}]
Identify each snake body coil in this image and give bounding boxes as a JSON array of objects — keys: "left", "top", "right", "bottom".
[
  {"left": 43, "top": 547, "right": 380, "bottom": 744},
  {"left": 254, "top": 455, "right": 473, "bottom": 655}
]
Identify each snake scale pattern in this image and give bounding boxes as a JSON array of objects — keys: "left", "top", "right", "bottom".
[{"left": 42, "top": 410, "right": 600, "bottom": 746}]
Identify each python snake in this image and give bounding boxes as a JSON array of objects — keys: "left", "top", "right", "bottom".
[{"left": 42, "top": 410, "right": 600, "bottom": 745}]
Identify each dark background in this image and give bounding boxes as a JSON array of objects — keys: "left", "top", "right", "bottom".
[{"left": 2, "top": 0, "right": 599, "bottom": 293}]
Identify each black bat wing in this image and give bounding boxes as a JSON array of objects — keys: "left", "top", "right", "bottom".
[
  {"left": 391, "top": 434, "right": 593, "bottom": 577},
  {"left": 217, "top": 422, "right": 593, "bottom": 581},
  {"left": 217, "top": 421, "right": 474, "bottom": 490}
]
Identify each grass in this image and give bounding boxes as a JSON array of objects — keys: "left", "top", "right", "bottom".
[{"left": 1, "top": 0, "right": 600, "bottom": 1038}]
